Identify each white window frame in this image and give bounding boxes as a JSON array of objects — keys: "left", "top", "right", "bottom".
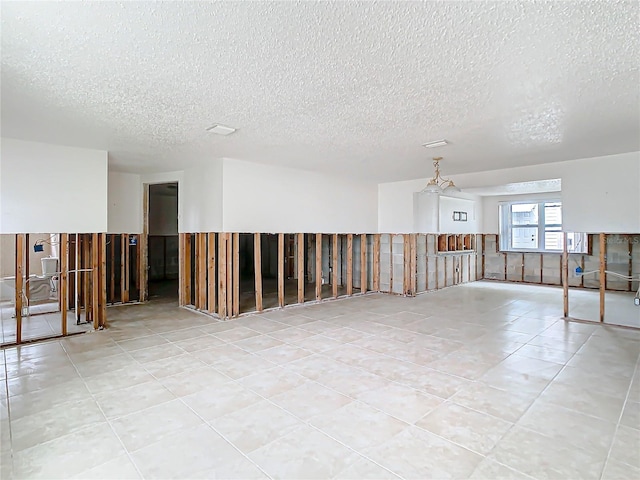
[{"left": 499, "top": 200, "right": 588, "bottom": 253}]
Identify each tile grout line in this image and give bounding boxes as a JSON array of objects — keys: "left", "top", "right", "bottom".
[
  {"left": 598, "top": 358, "right": 640, "bottom": 479},
  {"left": 60, "top": 338, "right": 148, "bottom": 480}
]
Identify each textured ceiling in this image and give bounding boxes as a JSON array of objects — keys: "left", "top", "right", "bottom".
[{"left": 1, "top": 1, "right": 639, "bottom": 182}]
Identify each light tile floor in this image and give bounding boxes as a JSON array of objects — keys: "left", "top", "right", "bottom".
[{"left": 1, "top": 282, "right": 639, "bottom": 479}]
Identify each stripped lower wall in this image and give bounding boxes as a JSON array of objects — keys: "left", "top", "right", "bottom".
[
  {"left": 2, "top": 233, "right": 108, "bottom": 345},
  {"left": 480, "top": 233, "right": 640, "bottom": 294},
  {"left": 179, "top": 233, "right": 478, "bottom": 319}
]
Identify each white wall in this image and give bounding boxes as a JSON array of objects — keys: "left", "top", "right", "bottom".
[
  {"left": 108, "top": 171, "right": 142, "bottom": 233},
  {"left": 221, "top": 158, "right": 378, "bottom": 233},
  {"left": 439, "top": 195, "right": 480, "bottom": 233},
  {"left": 379, "top": 178, "right": 481, "bottom": 233},
  {"left": 182, "top": 161, "right": 223, "bottom": 232},
  {"left": 379, "top": 179, "right": 423, "bottom": 233},
  {"left": 456, "top": 152, "right": 640, "bottom": 234},
  {"left": 0, "top": 138, "right": 108, "bottom": 233}
]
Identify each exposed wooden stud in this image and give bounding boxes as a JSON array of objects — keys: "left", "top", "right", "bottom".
[
  {"left": 297, "top": 233, "right": 305, "bottom": 303},
  {"left": 562, "top": 232, "right": 569, "bottom": 317},
  {"left": 346, "top": 234, "right": 353, "bottom": 296},
  {"left": 185, "top": 234, "right": 192, "bottom": 305},
  {"left": 521, "top": 253, "right": 525, "bottom": 282},
  {"left": 435, "top": 253, "right": 440, "bottom": 290},
  {"left": 540, "top": 253, "right": 544, "bottom": 284},
  {"left": 24, "top": 234, "right": 30, "bottom": 306},
  {"left": 140, "top": 183, "right": 149, "bottom": 303},
  {"left": 15, "top": 234, "right": 25, "bottom": 344},
  {"left": 60, "top": 234, "right": 69, "bottom": 335},
  {"left": 218, "top": 233, "right": 227, "bottom": 318},
  {"left": 332, "top": 234, "right": 339, "bottom": 298},
  {"left": 426, "top": 235, "right": 431, "bottom": 291},
  {"left": 410, "top": 234, "right": 417, "bottom": 296},
  {"left": 207, "top": 233, "right": 217, "bottom": 314},
  {"left": 109, "top": 235, "right": 115, "bottom": 304},
  {"left": 278, "top": 233, "right": 285, "bottom": 308},
  {"left": 599, "top": 232, "right": 606, "bottom": 323},
  {"left": 232, "top": 233, "right": 239, "bottom": 317},
  {"left": 254, "top": 233, "right": 263, "bottom": 312},
  {"left": 100, "top": 233, "right": 107, "bottom": 327},
  {"left": 402, "top": 235, "right": 409, "bottom": 295},
  {"left": 121, "top": 233, "right": 129, "bottom": 304},
  {"left": 629, "top": 235, "right": 634, "bottom": 292},
  {"left": 315, "top": 234, "right": 322, "bottom": 301},
  {"left": 84, "top": 235, "right": 92, "bottom": 322},
  {"left": 580, "top": 254, "right": 585, "bottom": 288},
  {"left": 360, "top": 234, "right": 367, "bottom": 294},
  {"left": 92, "top": 233, "right": 100, "bottom": 330},
  {"left": 373, "top": 234, "right": 380, "bottom": 291},
  {"left": 178, "top": 233, "right": 184, "bottom": 305},
  {"left": 481, "top": 235, "right": 486, "bottom": 279},
  {"left": 198, "top": 233, "right": 207, "bottom": 310},
  {"left": 389, "top": 235, "right": 394, "bottom": 294}
]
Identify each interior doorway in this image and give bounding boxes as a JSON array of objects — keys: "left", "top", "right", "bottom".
[{"left": 146, "top": 182, "right": 179, "bottom": 300}]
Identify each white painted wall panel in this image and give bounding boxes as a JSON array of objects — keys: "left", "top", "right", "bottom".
[
  {"left": 108, "top": 171, "right": 142, "bottom": 233},
  {"left": 1, "top": 138, "right": 107, "bottom": 233},
  {"left": 222, "top": 158, "right": 377, "bottom": 233},
  {"left": 181, "top": 161, "right": 223, "bottom": 233}
]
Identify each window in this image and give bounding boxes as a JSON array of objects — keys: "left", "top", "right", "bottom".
[{"left": 499, "top": 201, "right": 588, "bottom": 253}]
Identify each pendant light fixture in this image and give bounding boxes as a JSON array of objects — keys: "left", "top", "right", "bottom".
[{"left": 421, "top": 157, "right": 460, "bottom": 194}]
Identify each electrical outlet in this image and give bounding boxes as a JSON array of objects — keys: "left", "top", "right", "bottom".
[{"left": 635, "top": 297, "right": 640, "bottom": 306}]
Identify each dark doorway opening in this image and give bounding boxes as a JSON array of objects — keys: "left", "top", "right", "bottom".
[{"left": 147, "top": 183, "right": 179, "bottom": 301}]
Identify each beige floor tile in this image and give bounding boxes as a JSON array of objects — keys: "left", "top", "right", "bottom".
[
  {"left": 214, "top": 354, "right": 277, "bottom": 379},
  {"left": 211, "top": 400, "right": 303, "bottom": 453},
  {"left": 71, "top": 454, "right": 141, "bottom": 479},
  {"left": 490, "top": 426, "right": 605, "bottom": 480},
  {"left": 117, "top": 335, "right": 170, "bottom": 352},
  {"left": 469, "top": 458, "right": 533, "bottom": 479},
  {"left": 128, "top": 343, "right": 186, "bottom": 364},
  {"left": 249, "top": 425, "right": 360, "bottom": 479},
  {"left": 110, "top": 398, "right": 204, "bottom": 452},
  {"left": 365, "top": 425, "right": 483, "bottom": 479},
  {"left": 609, "top": 425, "right": 640, "bottom": 468},
  {"left": 620, "top": 400, "right": 640, "bottom": 429},
  {"left": 601, "top": 458, "right": 640, "bottom": 480},
  {"left": 8, "top": 381, "right": 93, "bottom": 419},
  {"left": 182, "top": 382, "right": 263, "bottom": 420},
  {"left": 428, "top": 351, "right": 504, "bottom": 380},
  {"left": 537, "top": 381, "right": 625, "bottom": 423},
  {"left": 334, "top": 457, "right": 401, "bottom": 480},
  {"left": 394, "top": 366, "right": 470, "bottom": 399},
  {"left": 451, "top": 382, "right": 538, "bottom": 423},
  {"left": 238, "top": 366, "right": 307, "bottom": 398},
  {"left": 141, "top": 352, "right": 207, "bottom": 379},
  {"left": 232, "top": 334, "right": 284, "bottom": 352},
  {"left": 416, "top": 401, "right": 513, "bottom": 455},
  {"left": 12, "top": 422, "right": 127, "bottom": 479},
  {"left": 310, "top": 401, "right": 409, "bottom": 451},
  {"left": 94, "top": 380, "right": 175, "bottom": 419},
  {"left": 213, "top": 326, "right": 261, "bottom": 342},
  {"left": 130, "top": 423, "right": 246, "bottom": 479},
  {"left": 83, "top": 363, "right": 157, "bottom": 395},
  {"left": 172, "top": 334, "right": 224, "bottom": 352},
  {"left": 517, "top": 399, "right": 617, "bottom": 456},
  {"left": 315, "top": 365, "right": 390, "bottom": 398},
  {"left": 256, "top": 343, "right": 313, "bottom": 365},
  {"left": 11, "top": 398, "right": 106, "bottom": 452},
  {"left": 356, "top": 382, "right": 443, "bottom": 424},
  {"left": 271, "top": 381, "right": 353, "bottom": 420}
]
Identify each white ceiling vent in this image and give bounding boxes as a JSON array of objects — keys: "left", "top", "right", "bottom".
[{"left": 207, "top": 124, "right": 236, "bottom": 136}]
